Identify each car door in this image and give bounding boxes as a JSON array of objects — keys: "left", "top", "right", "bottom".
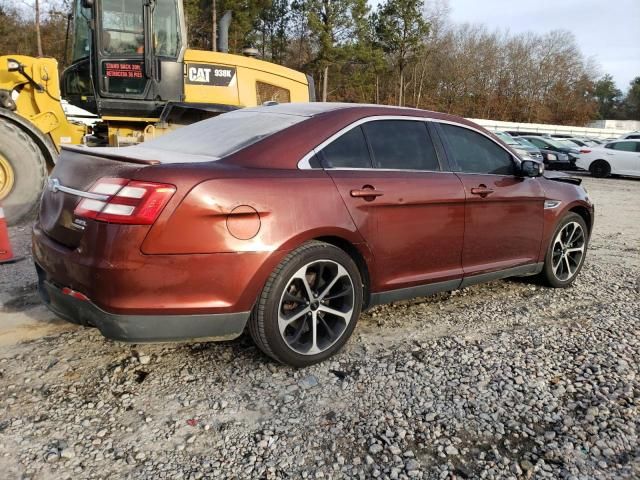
[
  {"left": 318, "top": 118, "right": 466, "bottom": 296},
  {"left": 606, "top": 141, "right": 640, "bottom": 174},
  {"left": 436, "top": 122, "right": 545, "bottom": 279}
]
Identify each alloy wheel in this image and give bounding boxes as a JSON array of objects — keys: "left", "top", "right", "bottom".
[
  {"left": 551, "top": 221, "right": 586, "bottom": 281},
  {"left": 278, "top": 260, "right": 355, "bottom": 355}
]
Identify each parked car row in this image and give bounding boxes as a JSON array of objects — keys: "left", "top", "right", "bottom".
[
  {"left": 491, "top": 130, "right": 640, "bottom": 179},
  {"left": 492, "top": 131, "right": 576, "bottom": 170}
]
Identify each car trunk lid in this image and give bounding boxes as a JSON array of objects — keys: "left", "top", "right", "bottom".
[{"left": 39, "top": 148, "right": 148, "bottom": 249}]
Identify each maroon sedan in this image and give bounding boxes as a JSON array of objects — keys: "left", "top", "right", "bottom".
[{"left": 33, "top": 103, "right": 593, "bottom": 366}]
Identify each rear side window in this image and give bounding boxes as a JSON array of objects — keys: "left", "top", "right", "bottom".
[
  {"left": 610, "top": 141, "right": 637, "bottom": 152},
  {"left": 362, "top": 120, "right": 440, "bottom": 171},
  {"left": 440, "top": 124, "right": 514, "bottom": 175},
  {"left": 319, "top": 126, "right": 372, "bottom": 168}
]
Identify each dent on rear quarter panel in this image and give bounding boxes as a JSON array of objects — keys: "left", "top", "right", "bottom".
[{"left": 141, "top": 171, "right": 362, "bottom": 255}]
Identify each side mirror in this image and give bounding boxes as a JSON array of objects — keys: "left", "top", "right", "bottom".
[
  {"left": 81, "top": 0, "right": 94, "bottom": 8},
  {"left": 520, "top": 159, "right": 544, "bottom": 177}
]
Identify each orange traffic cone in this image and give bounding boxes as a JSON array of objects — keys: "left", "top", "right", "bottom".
[{"left": 0, "top": 206, "right": 22, "bottom": 264}]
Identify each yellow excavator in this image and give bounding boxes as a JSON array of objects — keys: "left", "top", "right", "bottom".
[{"left": 0, "top": 0, "right": 314, "bottom": 224}]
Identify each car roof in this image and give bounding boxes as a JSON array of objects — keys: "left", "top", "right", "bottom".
[
  {"left": 240, "top": 102, "right": 442, "bottom": 118},
  {"left": 223, "top": 103, "right": 489, "bottom": 169}
]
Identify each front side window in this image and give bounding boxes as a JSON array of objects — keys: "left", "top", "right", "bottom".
[
  {"left": 71, "top": 0, "right": 92, "bottom": 62},
  {"left": 319, "top": 127, "right": 372, "bottom": 168},
  {"left": 154, "top": 0, "right": 180, "bottom": 57},
  {"left": 610, "top": 141, "right": 637, "bottom": 152},
  {"left": 63, "top": 61, "right": 92, "bottom": 96},
  {"left": 362, "top": 120, "right": 439, "bottom": 170},
  {"left": 440, "top": 124, "right": 514, "bottom": 175},
  {"left": 256, "top": 82, "right": 291, "bottom": 104},
  {"left": 101, "top": 0, "right": 144, "bottom": 55}
]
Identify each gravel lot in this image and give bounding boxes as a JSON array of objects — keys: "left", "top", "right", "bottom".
[{"left": 0, "top": 175, "right": 638, "bottom": 479}]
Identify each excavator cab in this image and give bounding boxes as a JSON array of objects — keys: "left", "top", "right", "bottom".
[
  {"left": 0, "top": 0, "right": 313, "bottom": 223},
  {"left": 61, "top": 0, "right": 185, "bottom": 118}
]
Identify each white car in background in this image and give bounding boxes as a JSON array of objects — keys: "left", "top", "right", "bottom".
[
  {"left": 620, "top": 131, "right": 640, "bottom": 140},
  {"left": 575, "top": 140, "right": 640, "bottom": 178}
]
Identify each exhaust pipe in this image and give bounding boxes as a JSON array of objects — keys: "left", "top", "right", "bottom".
[{"left": 217, "top": 11, "right": 232, "bottom": 53}]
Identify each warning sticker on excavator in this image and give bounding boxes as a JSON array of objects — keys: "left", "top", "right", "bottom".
[
  {"left": 103, "top": 61, "right": 144, "bottom": 79},
  {"left": 185, "top": 64, "right": 236, "bottom": 86}
]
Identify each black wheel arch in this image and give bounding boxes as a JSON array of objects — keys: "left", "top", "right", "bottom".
[
  {"left": 589, "top": 158, "right": 611, "bottom": 172},
  {"left": 314, "top": 235, "right": 372, "bottom": 309},
  {"left": 569, "top": 205, "right": 593, "bottom": 236}
]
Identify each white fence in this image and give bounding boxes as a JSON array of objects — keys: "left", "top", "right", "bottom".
[{"left": 468, "top": 118, "right": 630, "bottom": 139}]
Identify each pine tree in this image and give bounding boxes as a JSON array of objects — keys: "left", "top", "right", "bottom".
[
  {"left": 374, "top": 0, "right": 429, "bottom": 106},
  {"left": 306, "top": 0, "right": 360, "bottom": 101}
]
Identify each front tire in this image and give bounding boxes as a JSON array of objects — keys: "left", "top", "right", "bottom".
[
  {"left": 0, "top": 120, "right": 48, "bottom": 224},
  {"left": 538, "top": 213, "right": 589, "bottom": 288},
  {"left": 249, "top": 241, "right": 363, "bottom": 367},
  {"left": 589, "top": 160, "right": 610, "bottom": 178}
]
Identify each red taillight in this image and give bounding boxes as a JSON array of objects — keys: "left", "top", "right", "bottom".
[
  {"left": 580, "top": 149, "right": 591, "bottom": 153},
  {"left": 74, "top": 177, "right": 176, "bottom": 225}
]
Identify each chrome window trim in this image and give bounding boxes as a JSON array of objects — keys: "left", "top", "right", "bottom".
[
  {"left": 314, "top": 167, "right": 454, "bottom": 174},
  {"left": 297, "top": 115, "right": 521, "bottom": 172}
]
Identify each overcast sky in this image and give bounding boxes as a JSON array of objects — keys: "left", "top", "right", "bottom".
[
  {"left": 445, "top": 0, "right": 640, "bottom": 91},
  {"left": 371, "top": 0, "right": 640, "bottom": 92}
]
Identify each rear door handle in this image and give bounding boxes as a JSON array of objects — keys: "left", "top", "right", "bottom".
[
  {"left": 350, "top": 188, "right": 384, "bottom": 198},
  {"left": 470, "top": 185, "right": 494, "bottom": 197}
]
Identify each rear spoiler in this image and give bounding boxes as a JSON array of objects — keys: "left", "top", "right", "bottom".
[
  {"left": 61, "top": 145, "right": 161, "bottom": 165},
  {"left": 61, "top": 144, "right": 220, "bottom": 165}
]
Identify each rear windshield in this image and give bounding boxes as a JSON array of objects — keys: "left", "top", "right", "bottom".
[{"left": 141, "top": 110, "right": 307, "bottom": 160}]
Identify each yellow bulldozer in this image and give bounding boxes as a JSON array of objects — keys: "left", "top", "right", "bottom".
[{"left": 0, "top": 0, "right": 314, "bottom": 224}]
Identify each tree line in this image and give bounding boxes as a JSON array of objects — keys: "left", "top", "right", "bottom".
[{"left": 1, "top": 0, "right": 638, "bottom": 125}]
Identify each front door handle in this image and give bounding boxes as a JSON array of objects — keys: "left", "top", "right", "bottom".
[
  {"left": 470, "top": 185, "right": 494, "bottom": 197},
  {"left": 350, "top": 187, "right": 384, "bottom": 198}
]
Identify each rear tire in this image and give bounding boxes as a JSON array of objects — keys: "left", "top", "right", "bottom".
[
  {"left": 538, "top": 212, "right": 589, "bottom": 288},
  {"left": 0, "top": 120, "right": 48, "bottom": 225},
  {"left": 589, "top": 160, "right": 610, "bottom": 178},
  {"left": 249, "top": 241, "right": 363, "bottom": 367}
]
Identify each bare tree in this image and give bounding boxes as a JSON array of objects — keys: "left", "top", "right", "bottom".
[
  {"left": 212, "top": 0, "right": 217, "bottom": 51},
  {"left": 35, "top": 0, "right": 42, "bottom": 56}
]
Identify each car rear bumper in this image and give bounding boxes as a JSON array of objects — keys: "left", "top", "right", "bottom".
[
  {"left": 37, "top": 274, "right": 250, "bottom": 342},
  {"left": 32, "top": 222, "right": 287, "bottom": 342}
]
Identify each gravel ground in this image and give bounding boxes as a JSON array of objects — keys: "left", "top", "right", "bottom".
[{"left": 0, "top": 175, "right": 638, "bottom": 479}]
